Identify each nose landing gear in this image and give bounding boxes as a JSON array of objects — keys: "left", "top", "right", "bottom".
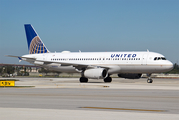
[
  {"left": 147, "top": 78, "right": 153, "bottom": 83},
  {"left": 147, "top": 73, "right": 153, "bottom": 83}
]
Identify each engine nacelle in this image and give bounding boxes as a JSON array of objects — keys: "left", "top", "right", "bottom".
[
  {"left": 83, "top": 68, "right": 108, "bottom": 79},
  {"left": 118, "top": 73, "right": 142, "bottom": 79}
]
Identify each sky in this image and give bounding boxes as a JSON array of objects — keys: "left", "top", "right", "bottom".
[{"left": 0, "top": 0, "right": 179, "bottom": 64}]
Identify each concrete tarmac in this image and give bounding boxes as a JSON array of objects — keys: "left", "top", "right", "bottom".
[{"left": 0, "top": 77, "right": 179, "bottom": 120}]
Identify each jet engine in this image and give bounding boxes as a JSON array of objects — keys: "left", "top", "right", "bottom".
[
  {"left": 83, "top": 68, "right": 108, "bottom": 79},
  {"left": 118, "top": 73, "right": 142, "bottom": 79}
]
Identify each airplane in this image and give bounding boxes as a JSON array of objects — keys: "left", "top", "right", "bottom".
[{"left": 7, "top": 24, "right": 173, "bottom": 83}]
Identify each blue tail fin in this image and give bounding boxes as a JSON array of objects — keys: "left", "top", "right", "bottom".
[{"left": 24, "top": 24, "right": 50, "bottom": 54}]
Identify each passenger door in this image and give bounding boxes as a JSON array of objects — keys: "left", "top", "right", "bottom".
[{"left": 142, "top": 54, "right": 148, "bottom": 65}]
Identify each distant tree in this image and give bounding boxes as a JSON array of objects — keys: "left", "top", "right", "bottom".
[
  {"left": 30, "top": 67, "right": 32, "bottom": 72},
  {"left": 16, "top": 66, "right": 21, "bottom": 75},
  {"left": 24, "top": 66, "right": 26, "bottom": 73},
  {"left": 38, "top": 67, "right": 51, "bottom": 75},
  {"left": 174, "top": 63, "right": 179, "bottom": 69},
  {"left": 55, "top": 71, "right": 61, "bottom": 76},
  {"left": 166, "top": 63, "right": 179, "bottom": 74},
  {"left": 4, "top": 66, "right": 15, "bottom": 76},
  {"left": 0, "top": 67, "right": 3, "bottom": 75}
]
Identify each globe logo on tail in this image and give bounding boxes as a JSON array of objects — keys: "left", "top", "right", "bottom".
[{"left": 29, "top": 36, "right": 49, "bottom": 54}]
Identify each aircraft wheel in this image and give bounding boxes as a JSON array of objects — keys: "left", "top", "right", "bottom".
[
  {"left": 147, "top": 79, "right": 153, "bottom": 83},
  {"left": 104, "top": 77, "right": 112, "bottom": 83},
  {"left": 80, "top": 77, "right": 88, "bottom": 83}
]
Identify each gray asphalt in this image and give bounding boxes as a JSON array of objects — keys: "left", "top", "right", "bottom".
[{"left": 0, "top": 78, "right": 179, "bottom": 120}]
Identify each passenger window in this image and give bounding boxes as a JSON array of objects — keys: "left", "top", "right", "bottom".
[{"left": 154, "top": 57, "right": 157, "bottom": 60}]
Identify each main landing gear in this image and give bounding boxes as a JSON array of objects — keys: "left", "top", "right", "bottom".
[
  {"left": 104, "top": 77, "right": 112, "bottom": 83},
  {"left": 79, "top": 77, "right": 88, "bottom": 83},
  {"left": 79, "top": 77, "right": 112, "bottom": 83},
  {"left": 147, "top": 74, "right": 153, "bottom": 83}
]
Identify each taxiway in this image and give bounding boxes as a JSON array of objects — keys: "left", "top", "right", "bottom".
[{"left": 0, "top": 78, "right": 179, "bottom": 120}]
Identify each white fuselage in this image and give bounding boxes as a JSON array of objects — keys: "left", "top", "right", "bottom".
[{"left": 22, "top": 51, "right": 173, "bottom": 74}]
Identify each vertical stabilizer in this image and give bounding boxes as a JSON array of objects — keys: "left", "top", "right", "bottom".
[{"left": 24, "top": 24, "right": 50, "bottom": 54}]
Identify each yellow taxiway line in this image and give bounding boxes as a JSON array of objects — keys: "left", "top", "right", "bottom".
[{"left": 81, "top": 107, "right": 165, "bottom": 112}]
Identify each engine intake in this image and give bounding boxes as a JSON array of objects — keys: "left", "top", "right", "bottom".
[{"left": 83, "top": 68, "right": 108, "bottom": 79}]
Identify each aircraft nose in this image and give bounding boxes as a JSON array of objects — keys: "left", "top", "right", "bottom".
[{"left": 166, "top": 61, "right": 173, "bottom": 71}]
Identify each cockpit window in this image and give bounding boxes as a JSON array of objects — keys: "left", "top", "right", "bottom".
[
  {"left": 161, "top": 57, "right": 166, "bottom": 60},
  {"left": 154, "top": 57, "right": 166, "bottom": 61},
  {"left": 158, "top": 57, "right": 161, "bottom": 60}
]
